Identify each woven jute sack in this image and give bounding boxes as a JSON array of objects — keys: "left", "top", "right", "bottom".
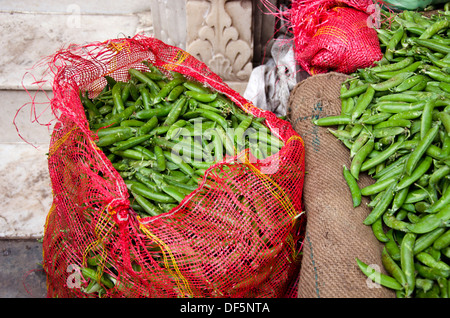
[{"left": 287, "top": 72, "right": 394, "bottom": 298}]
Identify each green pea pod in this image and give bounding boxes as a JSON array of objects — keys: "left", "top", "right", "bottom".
[
  {"left": 425, "top": 184, "right": 450, "bottom": 213},
  {"left": 109, "top": 135, "right": 151, "bottom": 152},
  {"left": 393, "top": 74, "right": 428, "bottom": 93},
  {"left": 404, "top": 188, "right": 429, "bottom": 204},
  {"left": 183, "top": 80, "right": 212, "bottom": 94},
  {"left": 383, "top": 212, "right": 410, "bottom": 232},
  {"left": 133, "top": 145, "right": 156, "bottom": 160},
  {"left": 361, "top": 112, "right": 392, "bottom": 125},
  {"left": 355, "top": 258, "right": 403, "bottom": 291},
  {"left": 111, "top": 82, "right": 125, "bottom": 114},
  {"left": 81, "top": 267, "right": 114, "bottom": 289},
  {"left": 234, "top": 116, "right": 253, "bottom": 149},
  {"left": 153, "top": 145, "right": 166, "bottom": 172},
  {"left": 185, "top": 91, "right": 218, "bottom": 103},
  {"left": 371, "top": 72, "right": 414, "bottom": 91},
  {"left": 363, "top": 182, "right": 397, "bottom": 226},
  {"left": 376, "top": 100, "right": 426, "bottom": 113},
  {"left": 361, "top": 175, "right": 397, "bottom": 197},
  {"left": 386, "top": 229, "right": 401, "bottom": 261},
  {"left": 120, "top": 119, "right": 145, "bottom": 127},
  {"left": 129, "top": 68, "right": 161, "bottom": 94},
  {"left": 385, "top": 26, "right": 404, "bottom": 61},
  {"left": 414, "top": 38, "right": 450, "bottom": 54},
  {"left": 139, "top": 86, "right": 153, "bottom": 110},
  {"left": 162, "top": 96, "right": 187, "bottom": 127},
  {"left": 405, "top": 123, "right": 440, "bottom": 176},
  {"left": 417, "top": 229, "right": 449, "bottom": 257},
  {"left": 96, "top": 129, "right": 135, "bottom": 147},
  {"left": 166, "top": 85, "right": 185, "bottom": 102},
  {"left": 163, "top": 151, "right": 195, "bottom": 177},
  {"left": 372, "top": 154, "right": 408, "bottom": 180},
  {"left": 374, "top": 119, "right": 411, "bottom": 130},
  {"left": 407, "top": 204, "right": 450, "bottom": 234},
  {"left": 92, "top": 103, "right": 137, "bottom": 130},
  {"left": 392, "top": 186, "right": 410, "bottom": 212},
  {"left": 433, "top": 229, "right": 450, "bottom": 250},
  {"left": 113, "top": 148, "right": 154, "bottom": 161},
  {"left": 134, "top": 104, "right": 173, "bottom": 120},
  {"left": 392, "top": 113, "right": 424, "bottom": 127},
  {"left": 313, "top": 114, "right": 352, "bottom": 126},
  {"left": 130, "top": 192, "right": 164, "bottom": 217},
  {"left": 401, "top": 232, "right": 416, "bottom": 297},
  {"left": 137, "top": 117, "right": 159, "bottom": 136},
  {"left": 419, "top": 19, "right": 450, "bottom": 40},
  {"left": 343, "top": 165, "right": 361, "bottom": 208},
  {"left": 416, "top": 251, "right": 450, "bottom": 272},
  {"left": 381, "top": 247, "right": 408, "bottom": 290},
  {"left": 415, "top": 262, "right": 448, "bottom": 281},
  {"left": 361, "top": 137, "right": 405, "bottom": 172},
  {"left": 437, "top": 277, "right": 449, "bottom": 298},
  {"left": 127, "top": 181, "right": 177, "bottom": 204},
  {"left": 437, "top": 111, "right": 450, "bottom": 136},
  {"left": 351, "top": 86, "right": 375, "bottom": 122},
  {"left": 372, "top": 127, "right": 406, "bottom": 139},
  {"left": 375, "top": 61, "right": 423, "bottom": 80},
  {"left": 372, "top": 217, "right": 389, "bottom": 242},
  {"left": 370, "top": 56, "right": 414, "bottom": 73},
  {"left": 184, "top": 110, "right": 229, "bottom": 130},
  {"left": 153, "top": 77, "right": 185, "bottom": 104},
  {"left": 397, "top": 156, "right": 433, "bottom": 191},
  {"left": 97, "top": 126, "right": 135, "bottom": 138},
  {"left": 340, "top": 84, "right": 369, "bottom": 99},
  {"left": 350, "top": 131, "right": 370, "bottom": 158}
]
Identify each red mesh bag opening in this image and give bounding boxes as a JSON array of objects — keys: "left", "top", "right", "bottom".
[
  {"left": 40, "top": 35, "right": 306, "bottom": 298},
  {"left": 289, "top": 0, "right": 383, "bottom": 75}
]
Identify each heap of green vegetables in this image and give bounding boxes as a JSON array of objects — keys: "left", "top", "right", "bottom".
[
  {"left": 77, "top": 62, "right": 284, "bottom": 296},
  {"left": 314, "top": 9, "right": 450, "bottom": 297},
  {"left": 81, "top": 62, "right": 283, "bottom": 219}
]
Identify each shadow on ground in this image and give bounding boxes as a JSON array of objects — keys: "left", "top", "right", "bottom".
[{"left": 0, "top": 239, "right": 47, "bottom": 298}]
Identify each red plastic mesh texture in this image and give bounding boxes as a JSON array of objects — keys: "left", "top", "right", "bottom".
[
  {"left": 289, "top": 0, "right": 383, "bottom": 75},
  {"left": 41, "top": 35, "right": 306, "bottom": 298}
]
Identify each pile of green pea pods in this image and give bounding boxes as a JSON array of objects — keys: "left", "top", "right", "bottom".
[
  {"left": 77, "top": 61, "right": 285, "bottom": 296},
  {"left": 81, "top": 62, "right": 283, "bottom": 218},
  {"left": 314, "top": 8, "right": 450, "bottom": 297}
]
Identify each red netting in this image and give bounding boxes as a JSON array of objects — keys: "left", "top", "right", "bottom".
[
  {"left": 289, "top": 0, "right": 383, "bottom": 75},
  {"left": 40, "top": 35, "right": 306, "bottom": 298}
]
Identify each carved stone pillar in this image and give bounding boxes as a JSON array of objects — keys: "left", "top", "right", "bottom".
[{"left": 186, "top": 0, "right": 253, "bottom": 94}]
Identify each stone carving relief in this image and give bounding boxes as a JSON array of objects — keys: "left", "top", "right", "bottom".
[{"left": 186, "top": 0, "right": 253, "bottom": 82}]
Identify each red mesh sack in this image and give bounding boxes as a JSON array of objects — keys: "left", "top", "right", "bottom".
[
  {"left": 38, "top": 35, "right": 306, "bottom": 298},
  {"left": 289, "top": 0, "right": 383, "bottom": 75}
]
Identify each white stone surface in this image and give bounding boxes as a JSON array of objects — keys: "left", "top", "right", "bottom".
[
  {"left": 0, "top": 143, "right": 52, "bottom": 239},
  {"left": 150, "top": 0, "right": 187, "bottom": 49},
  {"left": 2, "top": 0, "right": 151, "bottom": 14},
  {"left": 2, "top": 90, "right": 53, "bottom": 144},
  {"left": 0, "top": 89, "right": 53, "bottom": 238},
  {"left": 0, "top": 11, "right": 152, "bottom": 90}
]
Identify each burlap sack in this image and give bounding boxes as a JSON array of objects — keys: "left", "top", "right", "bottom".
[{"left": 288, "top": 72, "right": 395, "bottom": 298}]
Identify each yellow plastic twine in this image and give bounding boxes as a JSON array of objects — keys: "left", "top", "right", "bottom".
[{"left": 138, "top": 220, "right": 194, "bottom": 297}]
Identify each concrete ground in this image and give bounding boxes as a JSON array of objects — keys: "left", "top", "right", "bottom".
[{"left": 0, "top": 239, "right": 47, "bottom": 298}]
